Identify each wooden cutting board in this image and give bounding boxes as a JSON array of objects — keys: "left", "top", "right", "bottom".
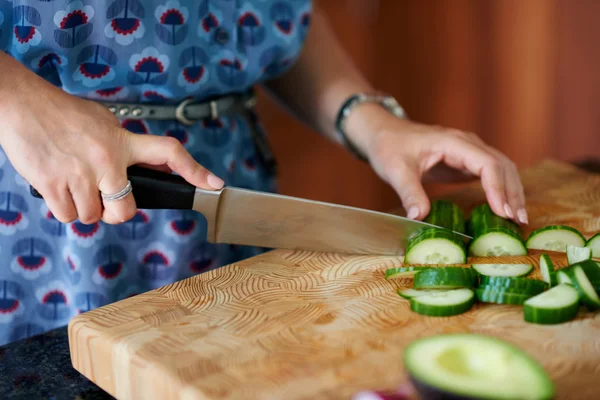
[{"left": 68, "top": 160, "right": 600, "bottom": 400}]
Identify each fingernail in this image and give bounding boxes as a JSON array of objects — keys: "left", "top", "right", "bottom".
[
  {"left": 407, "top": 207, "right": 419, "bottom": 220},
  {"left": 207, "top": 174, "right": 224, "bottom": 189},
  {"left": 503, "top": 203, "right": 514, "bottom": 219},
  {"left": 517, "top": 208, "right": 529, "bottom": 224}
]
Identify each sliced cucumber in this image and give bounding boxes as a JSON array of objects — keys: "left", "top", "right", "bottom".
[
  {"left": 475, "top": 287, "right": 533, "bottom": 305},
  {"left": 479, "top": 276, "right": 547, "bottom": 295},
  {"left": 403, "top": 334, "right": 555, "bottom": 400},
  {"left": 409, "top": 288, "right": 474, "bottom": 317},
  {"left": 562, "top": 260, "right": 600, "bottom": 282},
  {"left": 577, "top": 259, "right": 600, "bottom": 281},
  {"left": 467, "top": 204, "right": 527, "bottom": 257},
  {"left": 414, "top": 267, "right": 477, "bottom": 290},
  {"left": 405, "top": 228, "right": 467, "bottom": 265},
  {"left": 586, "top": 232, "right": 600, "bottom": 258},
  {"left": 556, "top": 270, "right": 573, "bottom": 285},
  {"left": 524, "top": 284, "right": 579, "bottom": 325},
  {"left": 566, "top": 245, "right": 592, "bottom": 264},
  {"left": 424, "top": 200, "right": 466, "bottom": 233},
  {"left": 385, "top": 266, "right": 430, "bottom": 280},
  {"left": 471, "top": 263, "right": 532, "bottom": 277},
  {"left": 539, "top": 254, "right": 557, "bottom": 287},
  {"left": 397, "top": 288, "right": 441, "bottom": 299},
  {"left": 567, "top": 265, "right": 600, "bottom": 310},
  {"left": 525, "top": 225, "right": 586, "bottom": 252}
]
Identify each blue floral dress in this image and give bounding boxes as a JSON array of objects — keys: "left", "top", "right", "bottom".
[{"left": 0, "top": 0, "right": 312, "bottom": 346}]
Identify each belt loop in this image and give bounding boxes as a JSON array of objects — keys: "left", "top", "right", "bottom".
[{"left": 209, "top": 100, "right": 219, "bottom": 120}]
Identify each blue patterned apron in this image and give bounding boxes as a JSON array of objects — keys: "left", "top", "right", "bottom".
[{"left": 0, "top": 0, "right": 312, "bottom": 346}]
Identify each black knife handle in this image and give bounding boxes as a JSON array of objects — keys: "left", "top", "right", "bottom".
[{"left": 29, "top": 166, "right": 196, "bottom": 210}]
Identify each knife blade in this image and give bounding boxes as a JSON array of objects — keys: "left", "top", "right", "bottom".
[{"left": 30, "top": 167, "right": 471, "bottom": 255}]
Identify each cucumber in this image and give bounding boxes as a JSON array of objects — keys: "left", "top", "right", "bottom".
[
  {"left": 478, "top": 276, "right": 547, "bottom": 295},
  {"left": 562, "top": 260, "right": 600, "bottom": 282},
  {"left": 556, "top": 270, "right": 573, "bottom": 285},
  {"left": 397, "top": 288, "right": 440, "bottom": 299},
  {"left": 403, "top": 334, "right": 555, "bottom": 400},
  {"left": 467, "top": 204, "right": 527, "bottom": 256},
  {"left": 414, "top": 267, "right": 477, "bottom": 290},
  {"left": 525, "top": 225, "right": 586, "bottom": 252},
  {"left": 409, "top": 288, "right": 474, "bottom": 317},
  {"left": 385, "top": 266, "right": 430, "bottom": 280},
  {"left": 424, "top": 200, "right": 466, "bottom": 233},
  {"left": 566, "top": 265, "right": 600, "bottom": 310},
  {"left": 471, "top": 263, "right": 533, "bottom": 277},
  {"left": 539, "top": 254, "right": 557, "bottom": 287},
  {"left": 404, "top": 228, "right": 467, "bottom": 265},
  {"left": 475, "top": 287, "right": 533, "bottom": 305},
  {"left": 566, "top": 245, "right": 592, "bottom": 264},
  {"left": 404, "top": 200, "right": 468, "bottom": 265},
  {"left": 586, "top": 232, "right": 600, "bottom": 258},
  {"left": 524, "top": 284, "right": 580, "bottom": 325}
]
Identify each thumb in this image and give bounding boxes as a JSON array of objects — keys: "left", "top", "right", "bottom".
[
  {"left": 128, "top": 133, "right": 224, "bottom": 190},
  {"left": 387, "top": 164, "right": 430, "bottom": 220}
]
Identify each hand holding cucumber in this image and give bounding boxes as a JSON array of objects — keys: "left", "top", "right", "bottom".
[{"left": 363, "top": 116, "right": 527, "bottom": 224}]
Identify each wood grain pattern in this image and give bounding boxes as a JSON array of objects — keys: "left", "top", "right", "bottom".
[{"left": 69, "top": 160, "right": 600, "bottom": 400}]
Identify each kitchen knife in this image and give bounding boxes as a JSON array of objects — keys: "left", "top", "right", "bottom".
[{"left": 30, "top": 167, "right": 471, "bottom": 255}]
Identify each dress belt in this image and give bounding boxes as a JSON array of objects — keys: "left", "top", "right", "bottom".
[
  {"left": 99, "top": 90, "right": 257, "bottom": 126},
  {"left": 96, "top": 89, "right": 278, "bottom": 175}
]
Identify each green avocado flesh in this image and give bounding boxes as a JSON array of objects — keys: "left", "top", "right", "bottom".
[{"left": 404, "top": 334, "right": 555, "bottom": 400}]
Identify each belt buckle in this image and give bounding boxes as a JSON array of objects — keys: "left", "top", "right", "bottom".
[
  {"left": 175, "top": 98, "right": 219, "bottom": 126},
  {"left": 175, "top": 98, "right": 196, "bottom": 126}
]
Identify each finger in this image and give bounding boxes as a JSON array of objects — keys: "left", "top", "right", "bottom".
[
  {"left": 69, "top": 176, "right": 102, "bottom": 225},
  {"left": 129, "top": 134, "right": 224, "bottom": 190},
  {"left": 481, "top": 146, "right": 527, "bottom": 224},
  {"left": 135, "top": 163, "right": 173, "bottom": 174},
  {"left": 503, "top": 163, "right": 527, "bottom": 224},
  {"left": 98, "top": 169, "right": 137, "bottom": 224},
  {"left": 439, "top": 137, "right": 509, "bottom": 219},
  {"left": 387, "top": 163, "right": 430, "bottom": 220},
  {"left": 39, "top": 183, "right": 78, "bottom": 223}
]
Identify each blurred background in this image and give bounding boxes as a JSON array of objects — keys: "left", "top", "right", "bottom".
[{"left": 256, "top": 0, "right": 600, "bottom": 213}]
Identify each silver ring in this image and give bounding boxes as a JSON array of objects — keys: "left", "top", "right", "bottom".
[{"left": 101, "top": 181, "right": 132, "bottom": 202}]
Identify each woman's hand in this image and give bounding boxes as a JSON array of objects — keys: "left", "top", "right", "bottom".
[
  {"left": 356, "top": 105, "right": 527, "bottom": 224},
  {"left": 0, "top": 54, "right": 223, "bottom": 225}
]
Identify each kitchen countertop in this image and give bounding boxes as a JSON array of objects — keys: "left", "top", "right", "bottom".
[
  {"left": 1, "top": 158, "right": 598, "bottom": 400},
  {"left": 0, "top": 326, "right": 113, "bottom": 400}
]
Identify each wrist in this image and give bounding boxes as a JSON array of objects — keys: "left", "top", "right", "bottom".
[{"left": 343, "top": 101, "right": 410, "bottom": 160}]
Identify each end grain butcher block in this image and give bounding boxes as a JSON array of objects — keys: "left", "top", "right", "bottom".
[{"left": 69, "top": 160, "right": 600, "bottom": 400}]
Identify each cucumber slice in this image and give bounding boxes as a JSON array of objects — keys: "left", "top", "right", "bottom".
[
  {"left": 524, "top": 284, "right": 580, "bottom": 325},
  {"left": 586, "top": 232, "right": 600, "bottom": 258},
  {"left": 467, "top": 204, "right": 527, "bottom": 257},
  {"left": 540, "top": 254, "right": 557, "bottom": 287},
  {"left": 566, "top": 245, "right": 592, "bottom": 264},
  {"left": 556, "top": 270, "right": 573, "bottom": 285},
  {"left": 424, "top": 200, "right": 466, "bottom": 233},
  {"left": 475, "top": 287, "right": 533, "bottom": 305},
  {"left": 471, "top": 263, "right": 533, "bottom": 277},
  {"left": 525, "top": 225, "right": 586, "bottom": 252},
  {"left": 479, "top": 276, "right": 547, "bottom": 295},
  {"left": 414, "top": 267, "right": 477, "bottom": 290},
  {"left": 403, "top": 334, "right": 555, "bottom": 400},
  {"left": 385, "top": 266, "right": 430, "bottom": 280},
  {"left": 397, "top": 288, "right": 440, "bottom": 299},
  {"left": 561, "top": 260, "right": 600, "bottom": 282},
  {"left": 568, "top": 265, "right": 600, "bottom": 310},
  {"left": 405, "top": 228, "right": 467, "bottom": 265},
  {"left": 409, "top": 288, "right": 474, "bottom": 317}
]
